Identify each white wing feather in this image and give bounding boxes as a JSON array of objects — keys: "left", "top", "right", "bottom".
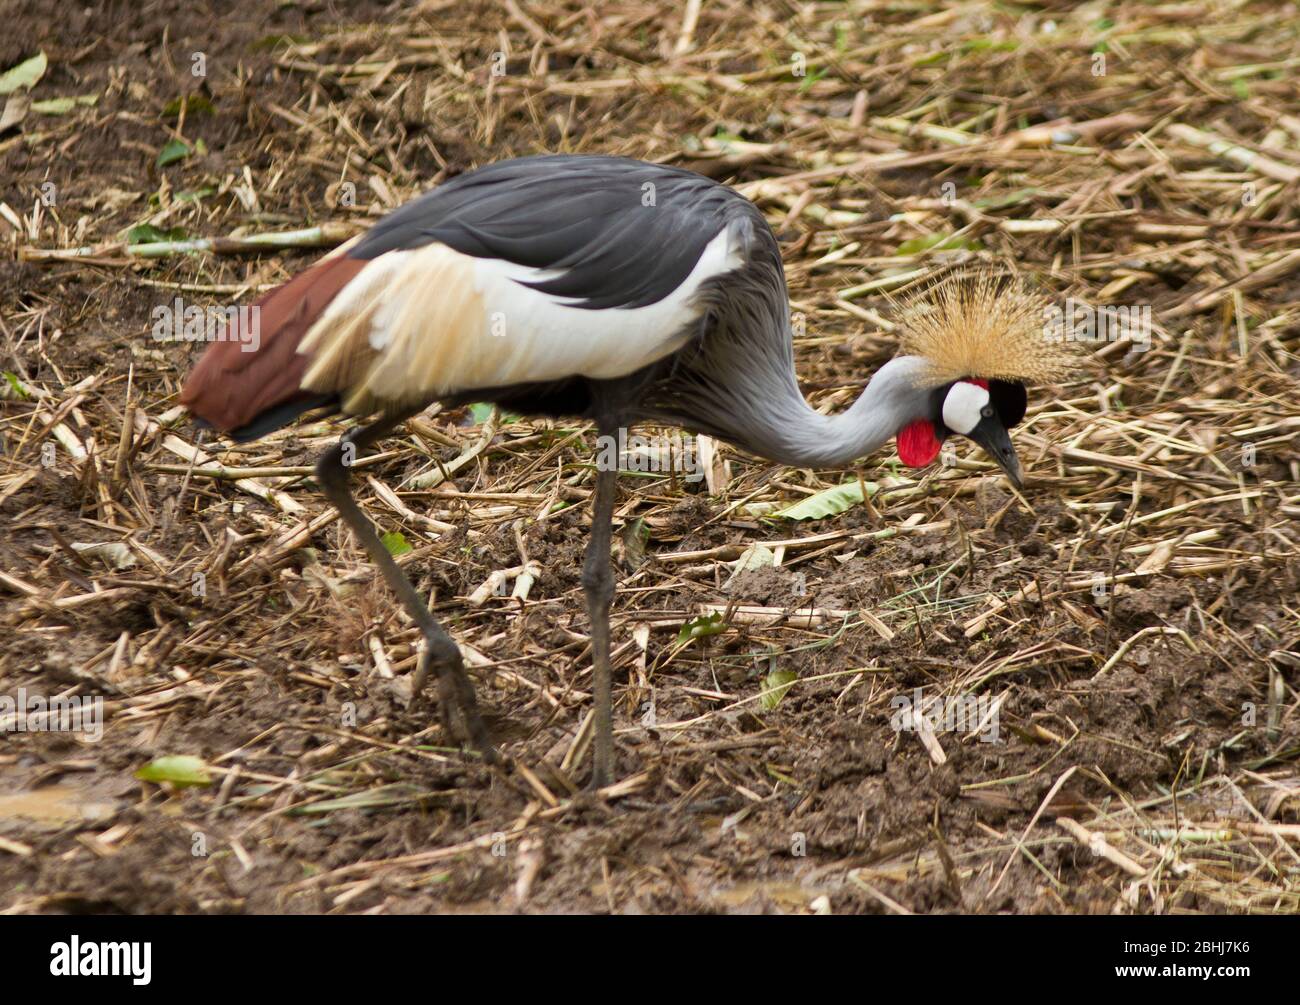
[{"left": 299, "top": 227, "right": 744, "bottom": 410}]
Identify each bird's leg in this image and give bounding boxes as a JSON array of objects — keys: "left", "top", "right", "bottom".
[
  {"left": 584, "top": 421, "right": 619, "bottom": 789},
  {"left": 315, "top": 414, "right": 498, "bottom": 765}
]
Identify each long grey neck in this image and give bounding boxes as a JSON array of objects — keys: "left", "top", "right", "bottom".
[
  {"left": 731, "top": 355, "right": 934, "bottom": 469},
  {"left": 639, "top": 251, "right": 936, "bottom": 470}
]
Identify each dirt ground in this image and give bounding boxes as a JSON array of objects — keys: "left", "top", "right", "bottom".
[{"left": 1, "top": 1, "right": 1298, "bottom": 915}]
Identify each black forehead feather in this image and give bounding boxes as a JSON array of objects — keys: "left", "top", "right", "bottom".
[{"left": 989, "top": 380, "right": 1027, "bottom": 428}]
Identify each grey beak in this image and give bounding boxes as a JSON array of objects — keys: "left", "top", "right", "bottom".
[{"left": 966, "top": 414, "right": 1023, "bottom": 488}]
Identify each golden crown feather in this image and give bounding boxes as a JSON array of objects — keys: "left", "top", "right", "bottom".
[{"left": 895, "top": 272, "right": 1077, "bottom": 386}]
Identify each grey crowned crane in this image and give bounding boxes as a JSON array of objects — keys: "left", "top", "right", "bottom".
[{"left": 182, "top": 153, "right": 1066, "bottom": 787}]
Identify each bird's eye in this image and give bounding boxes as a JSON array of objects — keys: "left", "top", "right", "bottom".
[{"left": 981, "top": 405, "right": 994, "bottom": 419}]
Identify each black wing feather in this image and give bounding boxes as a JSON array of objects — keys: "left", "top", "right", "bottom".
[{"left": 349, "top": 155, "right": 763, "bottom": 310}]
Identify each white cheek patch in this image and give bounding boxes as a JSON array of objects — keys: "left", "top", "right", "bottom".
[{"left": 942, "top": 381, "right": 990, "bottom": 436}]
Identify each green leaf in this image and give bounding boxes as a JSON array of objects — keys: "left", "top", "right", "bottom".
[
  {"left": 175, "top": 186, "right": 214, "bottom": 203},
  {"left": 251, "top": 33, "right": 310, "bottom": 51},
  {"left": 676, "top": 611, "right": 726, "bottom": 645},
  {"left": 797, "top": 66, "right": 826, "bottom": 93},
  {"left": 162, "top": 94, "right": 215, "bottom": 118},
  {"left": 724, "top": 543, "right": 775, "bottom": 588},
  {"left": 0, "top": 52, "right": 47, "bottom": 95},
  {"left": 380, "top": 531, "right": 413, "bottom": 556},
  {"left": 30, "top": 98, "right": 73, "bottom": 116},
  {"left": 465, "top": 402, "right": 518, "bottom": 424},
  {"left": 156, "top": 138, "right": 192, "bottom": 168},
  {"left": 895, "top": 233, "right": 983, "bottom": 255},
  {"left": 912, "top": 50, "right": 949, "bottom": 67},
  {"left": 462, "top": 400, "right": 517, "bottom": 423},
  {"left": 126, "top": 223, "right": 187, "bottom": 243},
  {"left": 760, "top": 669, "right": 798, "bottom": 710},
  {"left": 971, "top": 187, "right": 1039, "bottom": 210},
  {"left": 30, "top": 94, "right": 98, "bottom": 115},
  {"left": 774, "top": 479, "right": 876, "bottom": 521},
  {"left": 135, "top": 755, "right": 212, "bottom": 787},
  {"left": 2, "top": 371, "right": 29, "bottom": 399},
  {"left": 766, "top": 762, "right": 798, "bottom": 785},
  {"left": 961, "top": 38, "right": 1018, "bottom": 53}
]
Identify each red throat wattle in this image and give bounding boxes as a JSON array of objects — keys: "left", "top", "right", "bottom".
[
  {"left": 896, "top": 419, "right": 942, "bottom": 467},
  {"left": 896, "top": 376, "right": 989, "bottom": 467}
]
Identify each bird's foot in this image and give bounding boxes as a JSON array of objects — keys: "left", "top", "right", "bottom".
[{"left": 410, "top": 650, "right": 501, "bottom": 767}]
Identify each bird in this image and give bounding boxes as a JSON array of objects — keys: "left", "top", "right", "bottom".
[{"left": 181, "top": 153, "right": 1067, "bottom": 788}]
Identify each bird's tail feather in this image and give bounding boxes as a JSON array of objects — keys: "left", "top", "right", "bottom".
[{"left": 179, "top": 251, "right": 368, "bottom": 439}]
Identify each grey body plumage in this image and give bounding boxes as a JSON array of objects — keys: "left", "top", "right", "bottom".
[
  {"left": 184, "top": 153, "right": 1041, "bottom": 788},
  {"left": 380, "top": 155, "right": 928, "bottom": 469}
]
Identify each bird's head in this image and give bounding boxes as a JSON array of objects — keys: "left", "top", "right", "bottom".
[
  {"left": 896, "top": 376, "right": 1027, "bottom": 487},
  {"left": 889, "top": 274, "right": 1072, "bottom": 488}
]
